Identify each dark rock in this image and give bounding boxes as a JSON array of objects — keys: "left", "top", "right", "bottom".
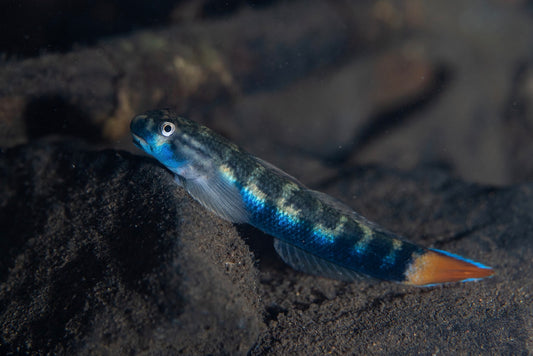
[
  {"left": 1, "top": 141, "right": 531, "bottom": 354},
  {"left": 0, "top": 141, "right": 263, "bottom": 355}
]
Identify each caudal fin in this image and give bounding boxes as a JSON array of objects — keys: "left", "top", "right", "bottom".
[{"left": 405, "top": 249, "right": 494, "bottom": 286}]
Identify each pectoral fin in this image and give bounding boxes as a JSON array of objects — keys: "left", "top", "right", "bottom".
[{"left": 178, "top": 172, "right": 249, "bottom": 223}]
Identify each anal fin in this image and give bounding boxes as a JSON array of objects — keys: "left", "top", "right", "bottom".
[{"left": 273, "top": 239, "right": 365, "bottom": 282}]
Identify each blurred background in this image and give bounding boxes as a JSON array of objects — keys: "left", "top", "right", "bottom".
[
  {"left": 0, "top": 0, "right": 532, "bottom": 186},
  {"left": 0, "top": 3, "right": 531, "bottom": 354}
]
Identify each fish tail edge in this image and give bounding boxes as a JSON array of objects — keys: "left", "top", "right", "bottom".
[{"left": 404, "top": 248, "right": 494, "bottom": 286}]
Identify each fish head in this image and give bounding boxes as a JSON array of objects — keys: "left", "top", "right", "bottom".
[{"left": 130, "top": 109, "right": 197, "bottom": 171}]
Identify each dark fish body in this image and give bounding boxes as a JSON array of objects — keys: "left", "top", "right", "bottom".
[{"left": 131, "top": 109, "right": 493, "bottom": 286}]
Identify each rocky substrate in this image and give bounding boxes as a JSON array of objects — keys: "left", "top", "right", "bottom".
[{"left": 0, "top": 141, "right": 530, "bottom": 354}]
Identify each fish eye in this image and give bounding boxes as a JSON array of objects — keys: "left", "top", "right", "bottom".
[{"left": 160, "top": 122, "right": 175, "bottom": 137}]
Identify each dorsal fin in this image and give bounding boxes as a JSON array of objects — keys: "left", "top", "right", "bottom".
[
  {"left": 273, "top": 239, "right": 365, "bottom": 282},
  {"left": 308, "top": 189, "right": 390, "bottom": 234},
  {"left": 253, "top": 156, "right": 304, "bottom": 185}
]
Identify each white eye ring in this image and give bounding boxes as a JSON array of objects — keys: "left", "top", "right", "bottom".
[{"left": 160, "top": 122, "right": 175, "bottom": 137}]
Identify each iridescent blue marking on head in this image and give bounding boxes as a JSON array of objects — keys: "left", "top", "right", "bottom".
[{"left": 130, "top": 112, "right": 189, "bottom": 171}]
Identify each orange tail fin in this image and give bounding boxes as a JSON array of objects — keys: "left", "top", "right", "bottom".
[{"left": 405, "top": 249, "right": 494, "bottom": 286}]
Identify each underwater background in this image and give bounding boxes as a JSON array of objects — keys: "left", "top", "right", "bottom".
[{"left": 0, "top": 1, "right": 532, "bottom": 354}]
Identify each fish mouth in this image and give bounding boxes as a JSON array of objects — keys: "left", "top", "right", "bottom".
[{"left": 131, "top": 133, "right": 149, "bottom": 151}]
